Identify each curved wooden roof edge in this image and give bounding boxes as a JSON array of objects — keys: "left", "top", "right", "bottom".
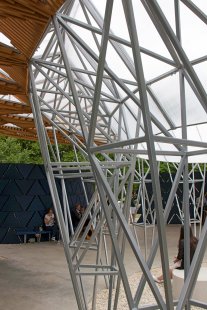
[{"left": 0, "top": 0, "right": 67, "bottom": 143}]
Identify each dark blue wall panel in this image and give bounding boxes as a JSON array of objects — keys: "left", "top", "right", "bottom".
[
  {"left": 0, "top": 164, "right": 94, "bottom": 244},
  {"left": 137, "top": 172, "right": 205, "bottom": 224}
]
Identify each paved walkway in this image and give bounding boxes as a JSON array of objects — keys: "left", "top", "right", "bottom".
[{"left": 0, "top": 225, "right": 206, "bottom": 310}]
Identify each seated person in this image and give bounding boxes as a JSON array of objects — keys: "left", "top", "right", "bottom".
[
  {"left": 44, "top": 208, "right": 59, "bottom": 241},
  {"left": 71, "top": 203, "right": 82, "bottom": 231},
  {"left": 80, "top": 205, "right": 90, "bottom": 226},
  {"left": 154, "top": 225, "right": 198, "bottom": 283},
  {"left": 80, "top": 205, "right": 93, "bottom": 240}
]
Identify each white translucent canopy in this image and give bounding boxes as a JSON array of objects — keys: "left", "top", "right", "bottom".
[{"left": 35, "top": 0, "right": 207, "bottom": 163}]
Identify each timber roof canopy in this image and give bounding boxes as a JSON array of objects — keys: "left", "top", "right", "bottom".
[{"left": 0, "top": 0, "right": 65, "bottom": 142}]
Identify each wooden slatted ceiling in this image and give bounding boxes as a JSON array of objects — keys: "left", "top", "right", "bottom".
[
  {"left": 0, "top": 43, "right": 28, "bottom": 96},
  {"left": 0, "top": 75, "right": 25, "bottom": 95},
  {"left": 0, "top": 0, "right": 66, "bottom": 142},
  {"left": 0, "top": 0, "right": 64, "bottom": 58},
  {"left": 0, "top": 125, "right": 69, "bottom": 144},
  {"left": 0, "top": 99, "right": 31, "bottom": 114}
]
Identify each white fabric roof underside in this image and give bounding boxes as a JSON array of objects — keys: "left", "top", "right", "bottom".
[{"left": 35, "top": 0, "right": 207, "bottom": 163}]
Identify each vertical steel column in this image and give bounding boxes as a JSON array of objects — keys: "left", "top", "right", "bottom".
[
  {"left": 174, "top": 3, "right": 191, "bottom": 300},
  {"left": 122, "top": 1, "right": 173, "bottom": 308},
  {"left": 134, "top": 157, "right": 185, "bottom": 304},
  {"left": 52, "top": 127, "right": 70, "bottom": 240},
  {"left": 89, "top": 157, "right": 137, "bottom": 310},
  {"left": 87, "top": 0, "right": 114, "bottom": 146},
  {"left": 89, "top": 155, "right": 166, "bottom": 309},
  {"left": 29, "top": 66, "right": 86, "bottom": 310},
  {"left": 113, "top": 109, "right": 142, "bottom": 310},
  {"left": 53, "top": 16, "right": 89, "bottom": 142}
]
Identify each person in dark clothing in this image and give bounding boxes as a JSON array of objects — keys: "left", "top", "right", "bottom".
[
  {"left": 130, "top": 191, "right": 137, "bottom": 223},
  {"left": 80, "top": 205, "right": 93, "bottom": 240},
  {"left": 80, "top": 206, "right": 90, "bottom": 227},
  {"left": 154, "top": 225, "right": 198, "bottom": 283},
  {"left": 175, "top": 226, "right": 198, "bottom": 270},
  {"left": 44, "top": 208, "right": 59, "bottom": 241},
  {"left": 202, "top": 192, "right": 207, "bottom": 225},
  {"left": 71, "top": 203, "right": 82, "bottom": 231}
]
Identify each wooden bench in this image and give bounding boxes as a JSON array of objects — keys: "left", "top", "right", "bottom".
[
  {"left": 173, "top": 267, "right": 207, "bottom": 303},
  {"left": 16, "top": 229, "right": 51, "bottom": 243}
]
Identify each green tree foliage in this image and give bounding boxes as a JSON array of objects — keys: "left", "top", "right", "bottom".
[
  {"left": 159, "top": 162, "right": 176, "bottom": 173},
  {"left": 0, "top": 136, "right": 43, "bottom": 164},
  {"left": 58, "top": 144, "right": 85, "bottom": 162},
  {"left": 0, "top": 136, "right": 199, "bottom": 173},
  {"left": 0, "top": 135, "right": 83, "bottom": 164}
]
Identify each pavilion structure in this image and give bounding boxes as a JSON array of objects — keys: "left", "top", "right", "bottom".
[{"left": 1, "top": 1, "right": 207, "bottom": 309}]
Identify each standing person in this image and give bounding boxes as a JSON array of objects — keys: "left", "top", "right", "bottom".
[
  {"left": 71, "top": 203, "right": 82, "bottom": 231},
  {"left": 154, "top": 225, "right": 198, "bottom": 283},
  {"left": 130, "top": 191, "right": 137, "bottom": 223},
  {"left": 44, "top": 208, "right": 58, "bottom": 241},
  {"left": 202, "top": 192, "right": 207, "bottom": 225}
]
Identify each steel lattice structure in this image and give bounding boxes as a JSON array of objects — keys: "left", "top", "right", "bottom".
[{"left": 29, "top": 1, "right": 207, "bottom": 309}]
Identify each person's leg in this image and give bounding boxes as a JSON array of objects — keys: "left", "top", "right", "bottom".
[
  {"left": 203, "top": 210, "right": 207, "bottom": 225},
  {"left": 45, "top": 226, "right": 53, "bottom": 241},
  {"left": 155, "top": 269, "right": 173, "bottom": 283},
  {"left": 130, "top": 208, "right": 134, "bottom": 223},
  {"left": 54, "top": 224, "right": 59, "bottom": 240},
  {"left": 51, "top": 224, "right": 59, "bottom": 240},
  {"left": 81, "top": 218, "right": 90, "bottom": 232}
]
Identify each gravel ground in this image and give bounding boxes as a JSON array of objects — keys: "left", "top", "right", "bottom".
[{"left": 89, "top": 266, "right": 206, "bottom": 309}]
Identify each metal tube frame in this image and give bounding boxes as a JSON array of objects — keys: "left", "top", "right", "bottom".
[{"left": 28, "top": 1, "right": 207, "bottom": 309}]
